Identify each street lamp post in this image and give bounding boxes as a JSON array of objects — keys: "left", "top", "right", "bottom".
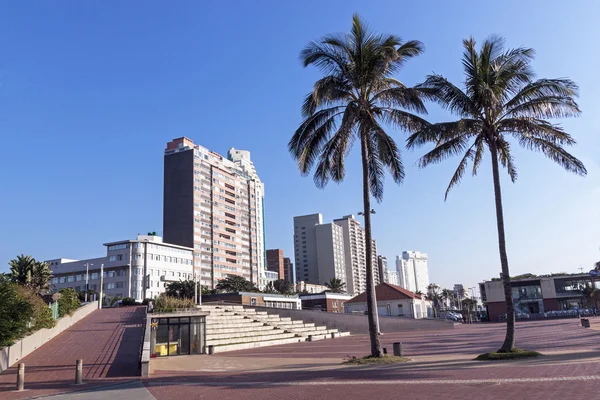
[
  {"left": 84, "top": 263, "right": 93, "bottom": 302},
  {"left": 358, "top": 209, "right": 381, "bottom": 335}
]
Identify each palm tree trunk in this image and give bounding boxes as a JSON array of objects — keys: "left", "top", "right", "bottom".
[
  {"left": 489, "top": 141, "right": 515, "bottom": 352},
  {"left": 360, "top": 134, "right": 383, "bottom": 358}
]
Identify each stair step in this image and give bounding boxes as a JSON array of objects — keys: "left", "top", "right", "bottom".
[
  {"left": 212, "top": 337, "right": 304, "bottom": 353},
  {"left": 207, "top": 332, "right": 298, "bottom": 346},
  {"left": 207, "top": 328, "right": 287, "bottom": 340}
]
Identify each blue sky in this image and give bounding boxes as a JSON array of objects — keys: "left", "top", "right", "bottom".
[{"left": 1, "top": 1, "right": 598, "bottom": 292}]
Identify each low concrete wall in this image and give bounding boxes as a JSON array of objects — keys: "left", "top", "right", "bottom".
[
  {"left": 244, "top": 305, "right": 454, "bottom": 334},
  {"left": 0, "top": 301, "right": 98, "bottom": 372}
]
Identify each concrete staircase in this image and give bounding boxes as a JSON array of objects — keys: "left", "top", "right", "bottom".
[{"left": 200, "top": 305, "right": 349, "bottom": 353}]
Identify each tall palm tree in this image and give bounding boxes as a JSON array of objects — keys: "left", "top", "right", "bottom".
[
  {"left": 408, "top": 36, "right": 586, "bottom": 352},
  {"left": 289, "top": 14, "right": 427, "bottom": 358}
]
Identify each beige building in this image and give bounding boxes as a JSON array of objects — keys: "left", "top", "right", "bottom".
[
  {"left": 163, "top": 138, "right": 266, "bottom": 289},
  {"left": 333, "top": 215, "right": 380, "bottom": 295}
]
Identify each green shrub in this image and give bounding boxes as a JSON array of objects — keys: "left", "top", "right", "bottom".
[
  {"left": 58, "top": 288, "right": 81, "bottom": 317},
  {"left": 122, "top": 297, "right": 137, "bottom": 306},
  {"left": 142, "top": 298, "right": 151, "bottom": 306},
  {"left": 16, "top": 286, "right": 55, "bottom": 331},
  {"left": 0, "top": 278, "right": 33, "bottom": 347},
  {"left": 153, "top": 295, "right": 195, "bottom": 312}
]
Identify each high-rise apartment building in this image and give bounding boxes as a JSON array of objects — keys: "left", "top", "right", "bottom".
[
  {"left": 266, "top": 249, "right": 284, "bottom": 280},
  {"left": 396, "top": 251, "right": 429, "bottom": 293},
  {"left": 283, "top": 257, "right": 294, "bottom": 283},
  {"left": 293, "top": 213, "right": 323, "bottom": 284},
  {"left": 163, "top": 137, "right": 266, "bottom": 289},
  {"left": 383, "top": 269, "right": 400, "bottom": 286},
  {"left": 377, "top": 256, "right": 387, "bottom": 283},
  {"left": 333, "top": 215, "right": 380, "bottom": 295},
  {"left": 315, "top": 222, "right": 347, "bottom": 286}
]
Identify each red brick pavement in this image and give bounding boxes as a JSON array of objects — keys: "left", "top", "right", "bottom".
[
  {"left": 0, "top": 306, "right": 145, "bottom": 400},
  {"left": 145, "top": 319, "right": 600, "bottom": 400}
]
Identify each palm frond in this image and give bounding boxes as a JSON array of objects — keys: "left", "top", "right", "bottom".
[
  {"left": 444, "top": 141, "right": 478, "bottom": 200},
  {"left": 496, "top": 136, "right": 518, "bottom": 182},
  {"left": 417, "top": 75, "right": 479, "bottom": 117},
  {"left": 498, "top": 118, "right": 576, "bottom": 146},
  {"left": 406, "top": 119, "right": 480, "bottom": 149},
  {"left": 417, "top": 134, "right": 471, "bottom": 168},
  {"left": 515, "top": 134, "right": 587, "bottom": 176}
]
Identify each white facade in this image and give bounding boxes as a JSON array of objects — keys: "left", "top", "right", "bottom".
[
  {"left": 346, "top": 298, "right": 432, "bottom": 319},
  {"left": 315, "top": 223, "right": 347, "bottom": 286},
  {"left": 396, "top": 251, "right": 429, "bottom": 293},
  {"left": 384, "top": 269, "right": 400, "bottom": 286},
  {"left": 333, "top": 215, "right": 380, "bottom": 295},
  {"left": 48, "top": 235, "right": 194, "bottom": 302}
]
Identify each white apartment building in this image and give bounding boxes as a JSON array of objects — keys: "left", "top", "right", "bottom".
[
  {"left": 333, "top": 215, "right": 380, "bottom": 295},
  {"left": 164, "top": 138, "right": 266, "bottom": 290},
  {"left": 47, "top": 235, "right": 194, "bottom": 302},
  {"left": 384, "top": 269, "right": 400, "bottom": 286},
  {"left": 396, "top": 251, "right": 429, "bottom": 293},
  {"left": 315, "top": 223, "right": 347, "bottom": 286}
]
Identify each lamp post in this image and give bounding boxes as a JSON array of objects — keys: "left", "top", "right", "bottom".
[
  {"left": 84, "top": 263, "right": 93, "bottom": 302},
  {"left": 358, "top": 209, "right": 381, "bottom": 335},
  {"left": 99, "top": 264, "right": 104, "bottom": 309}
]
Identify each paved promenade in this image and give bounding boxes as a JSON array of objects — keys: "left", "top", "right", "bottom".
[
  {"left": 0, "top": 306, "right": 146, "bottom": 400},
  {"left": 2, "top": 314, "right": 600, "bottom": 399}
]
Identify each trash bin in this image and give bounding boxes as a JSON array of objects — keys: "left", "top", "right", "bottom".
[
  {"left": 393, "top": 342, "right": 403, "bottom": 357},
  {"left": 581, "top": 318, "right": 591, "bottom": 328}
]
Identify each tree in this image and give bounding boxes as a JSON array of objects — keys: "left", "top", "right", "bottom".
[
  {"left": 289, "top": 14, "right": 427, "bottom": 358},
  {"left": 273, "top": 279, "right": 294, "bottom": 295},
  {"left": 8, "top": 255, "right": 52, "bottom": 295},
  {"left": 263, "top": 281, "right": 278, "bottom": 294},
  {"left": 216, "top": 275, "right": 258, "bottom": 293},
  {"left": 0, "top": 276, "right": 34, "bottom": 347},
  {"left": 408, "top": 36, "right": 586, "bottom": 352},
  {"left": 441, "top": 288, "right": 454, "bottom": 309},
  {"left": 324, "top": 278, "right": 347, "bottom": 294},
  {"left": 426, "top": 283, "right": 442, "bottom": 317},
  {"left": 58, "top": 288, "right": 81, "bottom": 317},
  {"left": 462, "top": 298, "right": 478, "bottom": 323},
  {"left": 9, "top": 254, "right": 35, "bottom": 286},
  {"left": 165, "top": 280, "right": 197, "bottom": 299}
]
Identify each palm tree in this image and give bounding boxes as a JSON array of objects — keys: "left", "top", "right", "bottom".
[
  {"left": 289, "top": 13, "right": 427, "bottom": 358},
  {"left": 324, "top": 278, "right": 347, "bottom": 294},
  {"left": 8, "top": 255, "right": 52, "bottom": 295},
  {"left": 408, "top": 36, "right": 586, "bottom": 352},
  {"left": 9, "top": 254, "right": 34, "bottom": 286},
  {"left": 426, "top": 283, "right": 442, "bottom": 317}
]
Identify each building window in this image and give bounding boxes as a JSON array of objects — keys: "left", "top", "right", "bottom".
[
  {"left": 67, "top": 276, "right": 74, "bottom": 283},
  {"left": 117, "top": 254, "right": 123, "bottom": 261},
  {"left": 52, "top": 278, "right": 59, "bottom": 284},
  {"left": 91, "top": 273, "right": 99, "bottom": 280},
  {"left": 109, "top": 256, "right": 116, "bottom": 262},
  {"left": 116, "top": 282, "right": 124, "bottom": 289},
  {"left": 75, "top": 275, "right": 82, "bottom": 282}
]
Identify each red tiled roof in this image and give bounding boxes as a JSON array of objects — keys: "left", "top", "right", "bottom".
[{"left": 347, "top": 283, "right": 422, "bottom": 303}]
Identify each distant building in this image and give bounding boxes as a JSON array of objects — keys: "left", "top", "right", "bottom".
[
  {"left": 293, "top": 213, "right": 323, "bottom": 284},
  {"left": 377, "top": 256, "right": 387, "bottom": 283},
  {"left": 480, "top": 273, "right": 599, "bottom": 321},
  {"left": 48, "top": 235, "right": 194, "bottom": 302},
  {"left": 163, "top": 137, "right": 266, "bottom": 289},
  {"left": 266, "top": 249, "right": 285, "bottom": 279},
  {"left": 295, "top": 281, "right": 329, "bottom": 294},
  {"left": 283, "top": 257, "right": 294, "bottom": 283},
  {"left": 300, "top": 292, "right": 353, "bottom": 313},
  {"left": 383, "top": 269, "right": 400, "bottom": 286},
  {"left": 265, "top": 270, "right": 279, "bottom": 285},
  {"left": 345, "top": 283, "right": 433, "bottom": 319},
  {"left": 396, "top": 251, "right": 429, "bottom": 293},
  {"left": 202, "top": 292, "right": 301, "bottom": 309},
  {"left": 333, "top": 215, "right": 380, "bottom": 295}
]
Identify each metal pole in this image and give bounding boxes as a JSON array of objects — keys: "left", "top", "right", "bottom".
[
  {"left": 16, "top": 363, "right": 24, "bottom": 391},
  {"left": 195, "top": 273, "right": 198, "bottom": 305},
  {"left": 75, "top": 359, "right": 83, "bottom": 384},
  {"left": 84, "top": 263, "right": 89, "bottom": 302},
  {"left": 99, "top": 264, "right": 104, "bottom": 309}
]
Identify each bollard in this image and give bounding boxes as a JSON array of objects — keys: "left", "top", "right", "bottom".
[
  {"left": 393, "top": 342, "right": 403, "bottom": 357},
  {"left": 207, "top": 345, "right": 215, "bottom": 355},
  {"left": 16, "top": 363, "right": 25, "bottom": 391},
  {"left": 308, "top": 335, "right": 313, "bottom": 342},
  {"left": 75, "top": 359, "right": 83, "bottom": 384}
]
